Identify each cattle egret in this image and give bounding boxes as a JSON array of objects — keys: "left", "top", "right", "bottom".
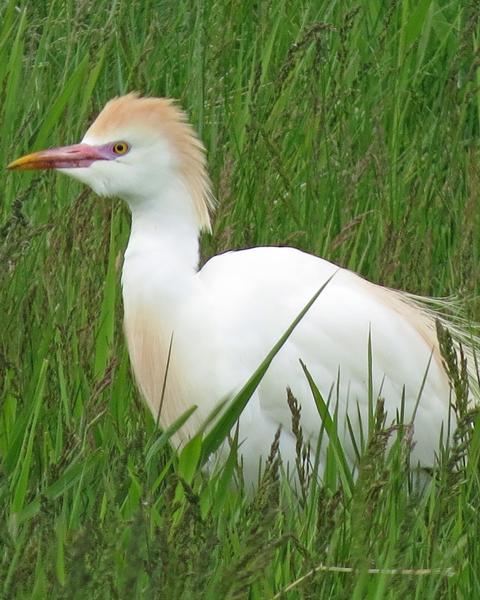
[{"left": 8, "top": 94, "right": 477, "bottom": 482}]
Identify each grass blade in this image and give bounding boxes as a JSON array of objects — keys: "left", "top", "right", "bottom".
[
  {"left": 300, "top": 360, "right": 354, "bottom": 497},
  {"left": 200, "top": 272, "right": 337, "bottom": 465},
  {"left": 145, "top": 405, "right": 198, "bottom": 466}
]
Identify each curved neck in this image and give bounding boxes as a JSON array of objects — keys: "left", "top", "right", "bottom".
[
  {"left": 120, "top": 180, "right": 209, "bottom": 434},
  {"left": 123, "top": 177, "right": 201, "bottom": 278}
]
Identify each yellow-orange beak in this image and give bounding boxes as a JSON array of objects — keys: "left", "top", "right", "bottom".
[{"left": 7, "top": 143, "right": 111, "bottom": 171}]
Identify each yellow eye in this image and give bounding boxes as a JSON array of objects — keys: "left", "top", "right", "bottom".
[{"left": 113, "top": 142, "right": 129, "bottom": 155}]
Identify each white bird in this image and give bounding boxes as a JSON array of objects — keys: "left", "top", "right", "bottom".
[{"left": 8, "top": 93, "right": 475, "bottom": 482}]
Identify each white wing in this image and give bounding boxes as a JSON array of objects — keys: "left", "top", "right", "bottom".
[{"left": 199, "top": 246, "right": 454, "bottom": 477}]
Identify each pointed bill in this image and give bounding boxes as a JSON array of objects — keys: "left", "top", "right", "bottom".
[{"left": 7, "top": 143, "right": 111, "bottom": 170}]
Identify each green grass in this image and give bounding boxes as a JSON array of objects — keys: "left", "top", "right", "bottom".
[{"left": 2, "top": 0, "right": 480, "bottom": 597}]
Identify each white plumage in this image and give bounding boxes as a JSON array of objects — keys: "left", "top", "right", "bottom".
[{"left": 8, "top": 93, "right": 473, "bottom": 483}]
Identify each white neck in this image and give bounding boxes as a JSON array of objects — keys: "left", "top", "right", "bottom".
[
  {"left": 120, "top": 176, "right": 206, "bottom": 334},
  {"left": 119, "top": 179, "right": 212, "bottom": 437},
  {"left": 123, "top": 176, "right": 201, "bottom": 279}
]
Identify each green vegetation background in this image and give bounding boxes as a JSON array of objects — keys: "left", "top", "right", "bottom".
[{"left": 1, "top": 0, "right": 480, "bottom": 597}]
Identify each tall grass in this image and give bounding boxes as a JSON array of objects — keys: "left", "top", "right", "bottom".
[{"left": 1, "top": 0, "right": 480, "bottom": 597}]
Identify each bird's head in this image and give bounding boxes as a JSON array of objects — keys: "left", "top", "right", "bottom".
[{"left": 8, "top": 93, "right": 214, "bottom": 231}]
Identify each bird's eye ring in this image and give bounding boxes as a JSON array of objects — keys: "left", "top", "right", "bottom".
[{"left": 113, "top": 142, "right": 129, "bottom": 155}]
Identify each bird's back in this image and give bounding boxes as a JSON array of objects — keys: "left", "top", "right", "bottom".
[{"left": 199, "top": 246, "right": 453, "bottom": 475}]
